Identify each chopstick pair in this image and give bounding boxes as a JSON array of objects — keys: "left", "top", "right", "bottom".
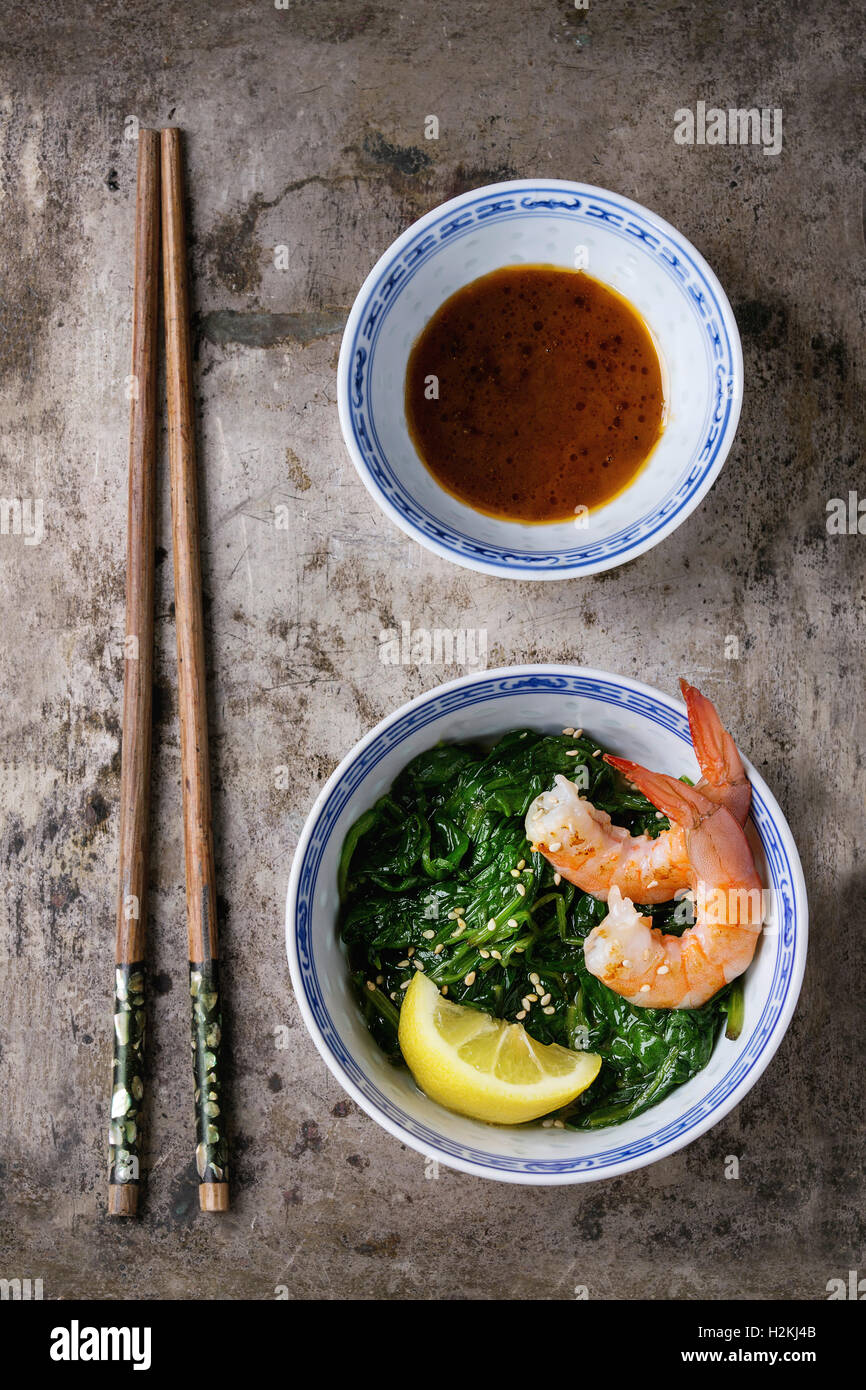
[{"left": 108, "top": 129, "right": 228, "bottom": 1216}]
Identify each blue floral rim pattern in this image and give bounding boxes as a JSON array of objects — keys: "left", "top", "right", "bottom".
[
  {"left": 290, "top": 672, "right": 805, "bottom": 1176},
  {"left": 342, "top": 183, "right": 742, "bottom": 576}
]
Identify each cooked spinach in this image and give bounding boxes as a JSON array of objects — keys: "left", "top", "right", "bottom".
[{"left": 338, "top": 729, "right": 732, "bottom": 1127}]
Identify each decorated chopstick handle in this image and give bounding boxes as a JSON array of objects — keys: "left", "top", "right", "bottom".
[
  {"left": 190, "top": 960, "right": 229, "bottom": 1205},
  {"left": 109, "top": 964, "right": 146, "bottom": 1209}
]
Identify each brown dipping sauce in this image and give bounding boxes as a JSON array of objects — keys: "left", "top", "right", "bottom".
[{"left": 405, "top": 265, "right": 666, "bottom": 523}]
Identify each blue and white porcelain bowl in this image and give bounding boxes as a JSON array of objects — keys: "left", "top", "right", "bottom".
[
  {"left": 338, "top": 181, "right": 743, "bottom": 580},
  {"left": 286, "top": 668, "right": 807, "bottom": 1184}
]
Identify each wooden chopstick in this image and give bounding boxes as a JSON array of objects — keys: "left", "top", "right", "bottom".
[
  {"left": 160, "top": 128, "right": 229, "bottom": 1212},
  {"left": 109, "top": 129, "right": 160, "bottom": 1217}
]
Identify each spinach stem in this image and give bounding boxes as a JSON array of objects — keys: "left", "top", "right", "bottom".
[
  {"left": 724, "top": 978, "right": 745, "bottom": 1041},
  {"left": 364, "top": 985, "right": 400, "bottom": 1032}
]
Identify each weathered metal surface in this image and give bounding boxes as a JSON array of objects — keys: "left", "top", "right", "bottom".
[{"left": 0, "top": 0, "right": 862, "bottom": 1299}]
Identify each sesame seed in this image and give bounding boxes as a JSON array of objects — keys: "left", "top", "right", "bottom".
[
  {"left": 548, "top": 840, "right": 562, "bottom": 852},
  {"left": 553, "top": 1119, "right": 565, "bottom": 1129},
  {"left": 397, "top": 958, "right": 410, "bottom": 968},
  {"left": 514, "top": 946, "right": 525, "bottom": 954},
  {"left": 366, "top": 981, "right": 375, "bottom": 991},
  {"left": 390, "top": 991, "right": 397, "bottom": 1000},
  {"left": 457, "top": 917, "right": 467, "bottom": 929},
  {"left": 414, "top": 960, "right": 425, "bottom": 971},
  {"left": 441, "top": 985, "right": 448, "bottom": 995},
  {"left": 376, "top": 974, "right": 384, "bottom": 984},
  {"left": 400, "top": 980, "right": 410, "bottom": 990},
  {"left": 422, "top": 929, "right": 435, "bottom": 939},
  {"left": 527, "top": 993, "right": 538, "bottom": 1003},
  {"left": 565, "top": 749, "right": 580, "bottom": 757},
  {"left": 516, "top": 1010, "right": 527, "bottom": 1020},
  {"left": 447, "top": 909, "right": 459, "bottom": 920},
  {"left": 487, "top": 918, "right": 497, "bottom": 930},
  {"left": 507, "top": 918, "right": 519, "bottom": 929},
  {"left": 657, "top": 964, "right": 669, "bottom": 975},
  {"left": 480, "top": 949, "right": 490, "bottom": 959},
  {"left": 516, "top": 883, "right": 526, "bottom": 897},
  {"left": 562, "top": 727, "right": 575, "bottom": 736},
  {"left": 407, "top": 947, "right": 415, "bottom": 957},
  {"left": 434, "top": 943, "right": 444, "bottom": 954},
  {"left": 510, "top": 868, "right": 521, "bottom": 878},
  {"left": 540, "top": 993, "right": 551, "bottom": 1006},
  {"left": 517, "top": 858, "right": 526, "bottom": 871},
  {"left": 542, "top": 1117, "right": 554, "bottom": 1128},
  {"left": 529, "top": 973, "right": 540, "bottom": 985},
  {"left": 450, "top": 929, "right": 463, "bottom": 940},
  {"left": 593, "top": 749, "right": 601, "bottom": 758},
  {"left": 464, "top": 971, "right": 476, "bottom": 986},
  {"left": 622, "top": 959, "right": 631, "bottom": 967},
  {"left": 574, "top": 728, "right": 583, "bottom": 737},
  {"left": 554, "top": 873, "right": 561, "bottom": 886},
  {"left": 543, "top": 1005, "right": 556, "bottom": 1015},
  {"left": 521, "top": 996, "right": 532, "bottom": 1011},
  {"left": 491, "top": 949, "right": 502, "bottom": 960},
  {"left": 640, "top": 984, "right": 651, "bottom": 993},
  {"left": 655, "top": 811, "right": 663, "bottom": 820},
  {"left": 647, "top": 879, "right": 658, "bottom": 888}
]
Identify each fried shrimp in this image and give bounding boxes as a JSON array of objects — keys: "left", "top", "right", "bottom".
[
  {"left": 525, "top": 775, "right": 692, "bottom": 903},
  {"left": 525, "top": 682, "right": 749, "bottom": 904},
  {"left": 583, "top": 774, "right": 763, "bottom": 1009}
]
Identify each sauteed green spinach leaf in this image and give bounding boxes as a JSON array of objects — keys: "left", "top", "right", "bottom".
[{"left": 338, "top": 729, "right": 735, "bottom": 1128}]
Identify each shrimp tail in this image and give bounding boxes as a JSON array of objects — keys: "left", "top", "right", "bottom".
[
  {"left": 680, "top": 679, "right": 751, "bottom": 822},
  {"left": 604, "top": 757, "right": 715, "bottom": 827}
]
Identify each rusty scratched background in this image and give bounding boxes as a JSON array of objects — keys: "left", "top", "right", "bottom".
[{"left": 0, "top": 0, "right": 863, "bottom": 1298}]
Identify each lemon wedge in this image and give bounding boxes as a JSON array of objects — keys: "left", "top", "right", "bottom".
[{"left": 398, "top": 972, "right": 602, "bottom": 1125}]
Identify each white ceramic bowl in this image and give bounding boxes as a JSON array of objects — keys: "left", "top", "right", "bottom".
[
  {"left": 286, "top": 668, "right": 807, "bottom": 1184},
  {"left": 337, "top": 181, "right": 743, "bottom": 580}
]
